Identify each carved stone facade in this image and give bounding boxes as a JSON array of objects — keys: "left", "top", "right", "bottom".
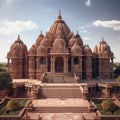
[{"left": 7, "top": 12, "right": 114, "bottom": 81}]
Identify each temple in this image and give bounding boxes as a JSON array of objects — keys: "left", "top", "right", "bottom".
[{"left": 7, "top": 12, "right": 114, "bottom": 81}]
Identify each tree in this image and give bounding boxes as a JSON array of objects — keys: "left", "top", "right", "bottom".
[
  {"left": 0, "top": 72, "right": 12, "bottom": 90},
  {"left": 114, "top": 64, "right": 120, "bottom": 78}
]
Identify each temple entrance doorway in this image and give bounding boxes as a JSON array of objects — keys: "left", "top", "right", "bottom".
[{"left": 55, "top": 57, "right": 64, "bottom": 73}]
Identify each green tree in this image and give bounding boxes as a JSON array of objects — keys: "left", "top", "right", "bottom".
[
  {"left": 0, "top": 63, "right": 7, "bottom": 72},
  {"left": 0, "top": 72, "right": 12, "bottom": 90},
  {"left": 114, "top": 64, "right": 120, "bottom": 78}
]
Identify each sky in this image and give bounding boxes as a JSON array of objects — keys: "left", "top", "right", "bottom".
[{"left": 0, "top": 0, "right": 120, "bottom": 62}]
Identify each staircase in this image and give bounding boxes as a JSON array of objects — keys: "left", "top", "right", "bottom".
[{"left": 39, "top": 84, "right": 82, "bottom": 98}]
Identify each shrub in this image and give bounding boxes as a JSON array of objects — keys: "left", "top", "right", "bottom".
[
  {"left": 0, "top": 72, "right": 12, "bottom": 90},
  {"left": 101, "top": 100, "right": 117, "bottom": 112},
  {"left": 6, "top": 100, "right": 20, "bottom": 111}
]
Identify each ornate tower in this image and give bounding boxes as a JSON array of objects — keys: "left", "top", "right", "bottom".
[
  {"left": 93, "top": 38, "right": 114, "bottom": 79},
  {"left": 7, "top": 35, "right": 28, "bottom": 79}
]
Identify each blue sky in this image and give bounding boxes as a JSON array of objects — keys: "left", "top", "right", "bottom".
[{"left": 0, "top": 0, "right": 120, "bottom": 62}]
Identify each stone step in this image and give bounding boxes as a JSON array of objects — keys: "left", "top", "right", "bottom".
[
  {"left": 39, "top": 86, "right": 82, "bottom": 98},
  {"left": 34, "top": 106, "right": 89, "bottom": 113}
]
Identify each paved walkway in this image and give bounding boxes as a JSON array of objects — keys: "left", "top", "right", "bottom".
[
  {"left": 28, "top": 113, "right": 82, "bottom": 120},
  {"left": 32, "top": 98, "right": 89, "bottom": 107},
  {"left": 27, "top": 112, "right": 96, "bottom": 120}
]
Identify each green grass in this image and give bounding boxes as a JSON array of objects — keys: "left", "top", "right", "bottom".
[
  {"left": 93, "top": 99, "right": 120, "bottom": 115},
  {"left": 0, "top": 99, "right": 28, "bottom": 115}
]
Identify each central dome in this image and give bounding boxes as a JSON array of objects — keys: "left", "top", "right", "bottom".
[{"left": 48, "top": 11, "right": 71, "bottom": 39}]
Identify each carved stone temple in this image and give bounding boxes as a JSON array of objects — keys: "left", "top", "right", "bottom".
[{"left": 7, "top": 12, "right": 114, "bottom": 81}]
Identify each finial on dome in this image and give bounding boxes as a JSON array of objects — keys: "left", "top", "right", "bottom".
[
  {"left": 77, "top": 31, "right": 79, "bottom": 35},
  {"left": 18, "top": 35, "right": 20, "bottom": 40},
  {"left": 102, "top": 36, "right": 104, "bottom": 40},
  {"left": 58, "top": 10, "right": 62, "bottom": 19}
]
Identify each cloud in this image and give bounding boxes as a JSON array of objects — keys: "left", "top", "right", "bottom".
[
  {"left": 85, "top": 0, "right": 91, "bottom": 6},
  {"left": 78, "top": 26, "right": 87, "bottom": 33},
  {"left": 83, "top": 37, "right": 90, "bottom": 41},
  {"left": 80, "top": 30, "right": 87, "bottom": 33},
  {"left": 93, "top": 20, "right": 120, "bottom": 31},
  {"left": 0, "top": 20, "right": 38, "bottom": 36}
]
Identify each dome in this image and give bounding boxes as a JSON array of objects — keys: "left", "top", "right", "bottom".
[
  {"left": 53, "top": 34, "right": 66, "bottom": 53},
  {"left": 69, "top": 35, "right": 76, "bottom": 47},
  {"left": 75, "top": 32, "right": 83, "bottom": 48},
  {"left": 83, "top": 45, "right": 92, "bottom": 56},
  {"left": 7, "top": 35, "right": 27, "bottom": 58},
  {"left": 71, "top": 42, "right": 82, "bottom": 56},
  {"left": 28, "top": 45, "right": 37, "bottom": 56},
  {"left": 94, "top": 38, "right": 114, "bottom": 58},
  {"left": 35, "top": 31, "right": 44, "bottom": 47},
  {"left": 37, "top": 45, "right": 47, "bottom": 56},
  {"left": 69, "top": 32, "right": 83, "bottom": 48},
  {"left": 40, "top": 35, "right": 51, "bottom": 47},
  {"left": 48, "top": 11, "right": 71, "bottom": 40}
]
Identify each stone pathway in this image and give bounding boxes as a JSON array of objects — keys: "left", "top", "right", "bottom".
[{"left": 32, "top": 98, "right": 89, "bottom": 107}]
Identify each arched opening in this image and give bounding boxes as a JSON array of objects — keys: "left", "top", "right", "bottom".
[
  {"left": 73, "top": 57, "right": 79, "bottom": 64},
  {"left": 55, "top": 57, "right": 64, "bottom": 73},
  {"left": 40, "top": 57, "right": 46, "bottom": 64}
]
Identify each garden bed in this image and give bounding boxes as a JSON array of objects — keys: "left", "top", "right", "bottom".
[
  {"left": 93, "top": 99, "right": 120, "bottom": 115},
  {"left": 0, "top": 98, "right": 28, "bottom": 116}
]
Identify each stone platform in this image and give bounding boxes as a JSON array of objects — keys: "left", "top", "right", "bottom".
[{"left": 32, "top": 98, "right": 89, "bottom": 113}]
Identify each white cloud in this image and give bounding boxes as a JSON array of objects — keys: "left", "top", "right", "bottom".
[
  {"left": 0, "top": 20, "right": 38, "bottom": 36},
  {"left": 83, "top": 37, "right": 90, "bottom": 41},
  {"left": 80, "top": 30, "right": 87, "bottom": 33},
  {"left": 78, "top": 26, "right": 87, "bottom": 33},
  {"left": 85, "top": 0, "right": 91, "bottom": 6},
  {"left": 93, "top": 20, "right": 120, "bottom": 31}
]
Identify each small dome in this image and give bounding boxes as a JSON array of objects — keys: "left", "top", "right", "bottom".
[
  {"left": 7, "top": 35, "right": 27, "bottom": 58},
  {"left": 69, "top": 35, "right": 76, "bottom": 47},
  {"left": 71, "top": 42, "right": 82, "bottom": 56},
  {"left": 37, "top": 45, "right": 47, "bottom": 56},
  {"left": 83, "top": 45, "right": 92, "bottom": 56},
  {"left": 69, "top": 32, "right": 83, "bottom": 48},
  {"left": 94, "top": 38, "right": 114, "bottom": 58},
  {"left": 35, "top": 31, "right": 44, "bottom": 47},
  {"left": 75, "top": 32, "right": 83, "bottom": 48},
  {"left": 28, "top": 45, "right": 36, "bottom": 56},
  {"left": 53, "top": 34, "right": 66, "bottom": 53},
  {"left": 48, "top": 11, "right": 71, "bottom": 40},
  {"left": 40, "top": 35, "right": 51, "bottom": 47}
]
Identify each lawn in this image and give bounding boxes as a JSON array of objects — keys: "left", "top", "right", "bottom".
[
  {"left": 93, "top": 99, "right": 120, "bottom": 115},
  {"left": 0, "top": 99, "right": 28, "bottom": 115}
]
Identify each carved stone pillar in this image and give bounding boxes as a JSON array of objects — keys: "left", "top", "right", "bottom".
[
  {"left": 64, "top": 57, "right": 68, "bottom": 73},
  {"left": 51, "top": 57, "right": 53, "bottom": 73},
  {"left": 53, "top": 57, "right": 55, "bottom": 73}
]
